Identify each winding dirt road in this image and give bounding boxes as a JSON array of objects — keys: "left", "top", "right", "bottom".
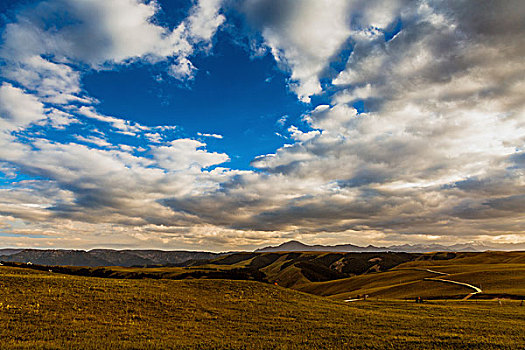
[
  {"left": 422, "top": 268, "right": 449, "bottom": 276},
  {"left": 421, "top": 268, "right": 482, "bottom": 300},
  {"left": 342, "top": 267, "right": 483, "bottom": 302}
]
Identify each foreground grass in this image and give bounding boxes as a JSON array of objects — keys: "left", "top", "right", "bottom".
[{"left": 0, "top": 266, "right": 524, "bottom": 349}]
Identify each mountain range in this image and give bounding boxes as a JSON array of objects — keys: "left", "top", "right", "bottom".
[
  {"left": 1, "top": 240, "right": 523, "bottom": 267},
  {"left": 0, "top": 249, "right": 220, "bottom": 267},
  {"left": 255, "top": 240, "right": 525, "bottom": 253}
]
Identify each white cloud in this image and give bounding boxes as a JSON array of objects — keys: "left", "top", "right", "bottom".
[
  {"left": 197, "top": 132, "right": 223, "bottom": 139},
  {"left": 2, "top": 56, "right": 90, "bottom": 105},
  {"left": 76, "top": 106, "right": 147, "bottom": 135},
  {"left": 1, "top": 0, "right": 219, "bottom": 67},
  {"left": 238, "top": 0, "right": 525, "bottom": 241},
  {"left": 276, "top": 115, "right": 288, "bottom": 126},
  {"left": 0, "top": 0, "right": 225, "bottom": 106},
  {"left": 0, "top": 0, "right": 233, "bottom": 248},
  {"left": 168, "top": 56, "right": 198, "bottom": 81},
  {"left": 40, "top": 108, "right": 80, "bottom": 130},
  {"left": 0, "top": 83, "right": 44, "bottom": 130},
  {"left": 187, "top": 0, "right": 225, "bottom": 44},
  {"left": 152, "top": 139, "right": 229, "bottom": 172},
  {"left": 144, "top": 132, "right": 163, "bottom": 143},
  {"left": 240, "top": 0, "right": 409, "bottom": 102},
  {"left": 154, "top": 0, "right": 525, "bottom": 247},
  {"left": 242, "top": 0, "right": 352, "bottom": 102},
  {"left": 287, "top": 125, "right": 320, "bottom": 142},
  {"left": 0, "top": 162, "right": 17, "bottom": 179},
  {"left": 0, "top": 135, "right": 234, "bottom": 229},
  {"left": 74, "top": 134, "right": 113, "bottom": 148}
]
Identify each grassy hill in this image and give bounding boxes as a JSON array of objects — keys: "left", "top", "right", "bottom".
[
  {"left": 196, "top": 251, "right": 525, "bottom": 300},
  {"left": 0, "top": 265, "right": 524, "bottom": 349},
  {"left": 2, "top": 251, "right": 419, "bottom": 288},
  {"left": 297, "top": 252, "right": 525, "bottom": 300},
  {"left": 197, "top": 251, "right": 418, "bottom": 288},
  {"left": 4, "top": 251, "right": 525, "bottom": 302}
]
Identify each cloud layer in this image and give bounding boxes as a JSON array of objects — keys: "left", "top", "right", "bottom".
[{"left": 0, "top": 0, "right": 523, "bottom": 250}]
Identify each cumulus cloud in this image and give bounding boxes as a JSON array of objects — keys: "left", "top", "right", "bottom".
[
  {"left": 0, "top": 0, "right": 235, "bottom": 249},
  {"left": 1, "top": 56, "right": 89, "bottom": 105},
  {"left": 0, "top": 135, "right": 232, "bottom": 230},
  {"left": 40, "top": 108, "right": 80, "bottom": 130},
  {"left": 236, "top": 0, "right": 525, "bottom": 243},
  {"left": 241, "top": 0, "right": 352, "bottom": 102},
  {"left": 74, "top": 135, "right": 113, "bottom": 149},
  {"left": 0, "top": 0, "right": 225, "bottom": 103},
  {"left": 287, "top": 125, "right": 320, "bottom": 142},
  {"left": 187, "top": 0, "right": 226, "bottom": 44},
  {"left": 239, "top": 0, "right": 410, "bottom": 102},
  {"left": 0, "top": 0, "right": 524, "bottom": 250},
  {"left": 0, "top": 82, "right": 44, "bottom": 130},
  {"left": 1, "top": 0, "right": 224, "bottom": 66},
  {"left": 161, "top": 0, "right": 525, "bottom": 247},
  {"left": 152, "top": 139, "right": 229, "bottom": 172}
]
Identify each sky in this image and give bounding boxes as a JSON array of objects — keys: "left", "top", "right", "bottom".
[{"left": 0, "top": 0, "right": 523, "bottom": 251}]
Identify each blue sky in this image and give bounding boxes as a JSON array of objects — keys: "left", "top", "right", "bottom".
[
  {"left": 82, "top": 29, "right": 307, "bottom": 169},
  {"left": 0, "top": 0, "right": 523, "bottom": 251}
]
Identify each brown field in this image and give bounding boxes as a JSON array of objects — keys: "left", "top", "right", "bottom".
[
  {"left": 1, "top": 251, "right": 524, "bottom": 348},
  {"left": 0, "top": 262, "right": 524, "bottom": 349}
]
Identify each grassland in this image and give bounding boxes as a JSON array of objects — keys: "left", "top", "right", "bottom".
[
  {"left": 256, "top": 252, "right": 520, "bottom": 301},
  {"left": 1, "top": 265, "right": 525, "bottom": 349},
  {"left": 4, "top": 251, "right": 525, "bottom": 301}
]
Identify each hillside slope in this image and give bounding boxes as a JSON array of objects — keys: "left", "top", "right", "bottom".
[
  {"left": 0, "top": 265, "right": 524, "bottom": 349},
  {"left": 4, "top": 251, "right": 524, "bottom": 301},
  {"left": 297, "top": 252, "right": 525, "bottom": 300},
  {"left": 201, "top": 251, "right": 418, "bottom": 288}
]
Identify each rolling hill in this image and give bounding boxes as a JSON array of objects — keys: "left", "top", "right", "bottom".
[
  {"left": 297, "top": 252, "right": 525, "bottom": 300},
  {"left": 3, "top": 251, "right": 524, "bottom": 301},
  {"left": 0, "top": 264, "right": 523, "bottom": 349}
]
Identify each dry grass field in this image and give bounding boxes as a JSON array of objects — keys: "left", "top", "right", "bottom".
[
  {"left": 297, "top": 252, "right": 525, "bottom": 301},
  {"left": 0, "top": 264, "right": 524, "bottom": 349}
]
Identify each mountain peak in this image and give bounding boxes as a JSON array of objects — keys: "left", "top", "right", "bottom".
[{"left": 255, "top": 240, "right": 311, "bottom": 252}]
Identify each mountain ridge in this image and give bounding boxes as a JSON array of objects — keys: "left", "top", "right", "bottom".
[
  {"left": 0, "top": 249, "right": 221, "bottom": 267},
  {"left": 2, "top": 240, "right": 524, "bottom": 267},
  {"left": 255, "top": 240, "right": 525, "bottom": 253}
]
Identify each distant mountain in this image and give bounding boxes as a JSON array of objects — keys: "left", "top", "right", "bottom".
[
  {"left": 255, "top": 240, "right": 505, "bottom": 253},
  {"left": 255, "top": 240, "right": 379, "bottom": 253},
  {"left": 0, "top": 249, "right": 23, "bottom": 256},
  {"left": 1, "top": 240, "right": 522, "bottom": 267},
  {"left": 386, "top": 243, "right": 493, "bottom": 253},
  {"left": 0, "top": 249, "right": 220, "bottom": 267}
]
